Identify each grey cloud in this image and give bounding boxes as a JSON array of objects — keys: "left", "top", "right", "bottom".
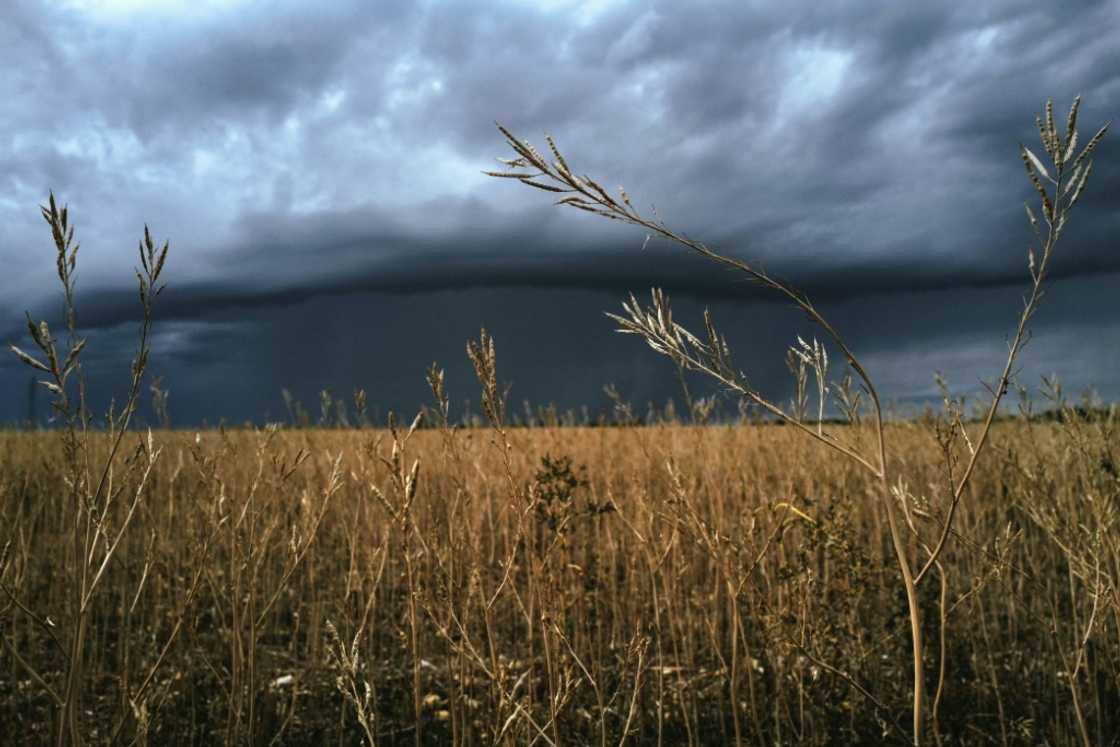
[
  {"left": 1, "top": 0, "right": 1117, "bottom": 423},
  {"left": 4, "top": 205, "right": 1116, "bottom": 346}
]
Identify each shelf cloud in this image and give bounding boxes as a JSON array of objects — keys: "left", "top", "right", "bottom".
[{"left": 1, "top": 0, "right": 1117, "bottom": 424}]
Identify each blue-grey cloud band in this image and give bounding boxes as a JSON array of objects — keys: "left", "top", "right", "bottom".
[{"left": 1, "top": 0, "right": 1116, "bottom": 423}]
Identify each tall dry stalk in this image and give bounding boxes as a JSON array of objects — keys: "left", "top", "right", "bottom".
[
  {"left": 487, "top": 97, "right": 1108, "bottom": 745},
  {"left": 7, "top": 194, "right": 169, "bottom": 745}
]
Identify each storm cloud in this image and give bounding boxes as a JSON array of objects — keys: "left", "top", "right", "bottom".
[{"left": 1, "top": 0, "right": 1117, "bottom": 425}]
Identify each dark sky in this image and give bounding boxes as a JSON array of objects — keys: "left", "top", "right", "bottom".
[{"left": 1, "top": 0, "right": 1118, "bottom": 426}]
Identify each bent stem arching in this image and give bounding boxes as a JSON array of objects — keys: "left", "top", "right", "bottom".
[{"left": 487, "top": 97, "right": 1106, "bottom": 745}]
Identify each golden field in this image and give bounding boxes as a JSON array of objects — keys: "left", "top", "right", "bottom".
[{"left": 1, "top": 412, "right": 1117, "bottom": 745}]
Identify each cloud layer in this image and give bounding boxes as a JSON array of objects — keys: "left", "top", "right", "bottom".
[{"left": 1, "top": 0, "right": 1117, "bottom": 423}]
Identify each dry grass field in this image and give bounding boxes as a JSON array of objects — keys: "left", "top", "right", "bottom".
[{"left": 1, "top": 409, "right": 1118, "bottom": 745}]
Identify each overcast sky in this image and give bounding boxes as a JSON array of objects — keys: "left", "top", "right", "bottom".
[{"left": 1, "top": 0, "right": 1117, "bottom": 426}]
